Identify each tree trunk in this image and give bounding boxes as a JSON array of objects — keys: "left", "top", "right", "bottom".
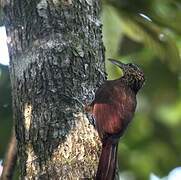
[{"left": 3, "top": 0, "right": 105, "bottom": 179}]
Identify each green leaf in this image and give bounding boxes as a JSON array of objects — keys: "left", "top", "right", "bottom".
[
  {"left": 116, "top": 11, "right": 181, "bottom": 71},
  {"left": 101, "top": 5, "right": 123, "bottom": 79},
  {"left": 156, "top": 101, "right": 181, "bottom": 126}
]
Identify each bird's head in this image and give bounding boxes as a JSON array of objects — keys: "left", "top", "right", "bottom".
[{"left": 108, "top": 58, "right": 145, "bottom": 92}]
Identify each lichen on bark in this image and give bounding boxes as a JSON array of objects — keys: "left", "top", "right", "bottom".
[{"left": 3, "top": 0, "right": 105, "bottom": 179}]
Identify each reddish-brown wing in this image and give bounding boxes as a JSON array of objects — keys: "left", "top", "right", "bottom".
[{"left": 92, "top": 80, "right": 136, "bottom": 138}]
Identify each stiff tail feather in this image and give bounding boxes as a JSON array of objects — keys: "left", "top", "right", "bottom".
[{"left": 96, "top": 137, "right": 118, "bottom": 180}]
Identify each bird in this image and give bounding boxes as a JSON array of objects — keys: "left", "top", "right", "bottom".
[{"left": 87, "top": 58, "right": 145, "bottom": 180}]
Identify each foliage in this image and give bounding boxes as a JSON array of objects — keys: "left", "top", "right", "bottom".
[
  {"left": 0, "top": 0, "right": 181, "bottom": 179},
  {"left": 0, "top": 64, "right": 12, "bottom": 158},
  {"left": 149, "top": 167, "right": 181, "bottom": 180},
  {"left": 102, "top": 0, "right": 181, "bottom": 179}
]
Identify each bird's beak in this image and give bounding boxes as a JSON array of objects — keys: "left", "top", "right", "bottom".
[{"left": 108, "top": 58, "right": 126, "bottom": 70}]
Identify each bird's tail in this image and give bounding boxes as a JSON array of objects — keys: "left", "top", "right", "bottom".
[{"left": 96, "top": 137, "right": 118, "bottom": 180}]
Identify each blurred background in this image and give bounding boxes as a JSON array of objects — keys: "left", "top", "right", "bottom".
[
  {"left": 0, "top": 0, "right": 181, "bottom": 179},
  {"left": 101, "top": 0, "right": 181, "bottom": 179}
]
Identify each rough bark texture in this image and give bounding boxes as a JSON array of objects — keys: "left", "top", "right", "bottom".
[{"left": 3, "top": 0, "right": 105, "bottom": 179}]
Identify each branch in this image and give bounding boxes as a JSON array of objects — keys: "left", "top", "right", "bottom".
[{"left": 1, "top": 128, "right": 17, "bottom": 180}]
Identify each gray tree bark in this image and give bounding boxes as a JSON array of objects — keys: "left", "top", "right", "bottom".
[{"left": 3, "top": 0, "right": 105, "bottom": 179}]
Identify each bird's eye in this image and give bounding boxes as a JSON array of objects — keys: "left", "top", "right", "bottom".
[{"left": 129, "top": 63, "right": 137, "bottom": 70}]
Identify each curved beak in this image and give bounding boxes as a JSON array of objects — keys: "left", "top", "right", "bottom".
[{"left": 108, "top": 58, "right": 127, "bottom": 70}]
